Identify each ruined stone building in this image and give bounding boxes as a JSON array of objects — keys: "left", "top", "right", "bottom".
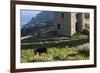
[{"left": 51, "top": 12, "right": 90, "bottom": 36}]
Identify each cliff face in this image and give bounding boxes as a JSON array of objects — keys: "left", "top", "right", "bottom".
[
  {"left": 21, "top": 11, "right": 55, "bottom": 36},
  {"left": 23, "top": 11, "right": 54, "bottom": 28}
]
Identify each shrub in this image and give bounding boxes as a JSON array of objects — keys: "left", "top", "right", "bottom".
[
  {"left": 82, "top": 29, "right": 89, "bottom": 35},
  {"left": 78, "top": 43, "right": 89, "bottom": 56}
]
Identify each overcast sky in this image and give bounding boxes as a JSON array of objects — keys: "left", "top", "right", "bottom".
[{"left": 21, "top": 10, "right": 41, "bottom": 26}]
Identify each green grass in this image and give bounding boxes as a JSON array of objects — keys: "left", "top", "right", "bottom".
[
  {"left": 21, "top": 34, "right": 89, "bottom": 63},
  {"left": 21, "top": 43, "right": 89, "bottom": 63}
]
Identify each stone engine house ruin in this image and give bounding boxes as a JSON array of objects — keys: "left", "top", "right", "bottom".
[{"left": 52, "top": 12, "right": 89, "bottom": 36}]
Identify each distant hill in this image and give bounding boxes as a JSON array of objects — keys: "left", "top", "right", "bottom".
[{"left": 21, "top": 11, "right": 55, "bottom": 36}]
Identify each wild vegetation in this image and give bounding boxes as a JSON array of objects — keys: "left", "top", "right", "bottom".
[
  {"left": 21, "top": 34, "right": 89, "bottom": 63},
  {"left": 21, "top": 43, "right": 89, "bottom": 63}
]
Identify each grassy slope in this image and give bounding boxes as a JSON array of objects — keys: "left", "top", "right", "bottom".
[
  {"left": 21, "top": 34, "right": 89, "bottom": 63},
  {"left": 21, "top": 43, "right": 89, "bottom": 63}
]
